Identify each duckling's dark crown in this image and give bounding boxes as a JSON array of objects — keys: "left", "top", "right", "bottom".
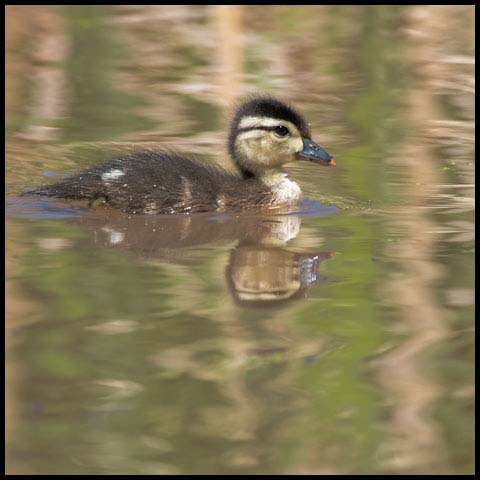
[{"left": 228, "top": 96, "right": 311, "bottom": 152}]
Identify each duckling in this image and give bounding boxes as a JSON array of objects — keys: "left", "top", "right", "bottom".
[{"left": 23, "top": 96, "right": 336, "bottom": 214}]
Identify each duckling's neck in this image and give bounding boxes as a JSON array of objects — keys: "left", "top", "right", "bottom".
[{"left": 257, "top": 170, "right": 303, "bottom": 205}]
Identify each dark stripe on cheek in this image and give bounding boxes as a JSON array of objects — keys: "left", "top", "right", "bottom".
[{"left": 237, "top": 126, "right": 279, "bottom": 133}]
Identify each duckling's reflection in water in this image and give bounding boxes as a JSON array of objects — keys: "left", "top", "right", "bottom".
[
  {"left": 227, "top": 246, "right": 333, "bottom": 307},
  {"left": 77, "top": 208, "right": 335, "bottom": 307}
]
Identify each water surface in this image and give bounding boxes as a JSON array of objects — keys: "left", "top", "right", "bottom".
[{"left": 6, "top": 5, "right": 474, "bottom": 474}]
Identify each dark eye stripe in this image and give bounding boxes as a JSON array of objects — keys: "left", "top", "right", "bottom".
[
  {"left": 237, "top": 126, "right": 290, "bottom": 134},
  {"left": 237, "top": 126, "right": 277, "bottom": 133}
]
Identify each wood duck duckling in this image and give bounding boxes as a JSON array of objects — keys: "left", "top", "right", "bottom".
[{"left": 23, "top": 96, "right": 336, "bottom": 214}]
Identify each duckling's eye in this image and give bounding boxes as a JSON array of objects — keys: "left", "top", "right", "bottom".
[{"left": 274, "top": 125, "right": 290, "bottom": 137}]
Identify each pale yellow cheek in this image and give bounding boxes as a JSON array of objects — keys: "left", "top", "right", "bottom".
[
  {"left": 241, "top": 138, "right": 272, "bottom": 164},
  {"left": 277, "top": 136, "right": 303, "bottom": 159},
  {"left": 236, "top": 133, "right": 303, "bottom": 168},
  {"left": 292, "top": 136, "right": 303, "bottom": 153}
]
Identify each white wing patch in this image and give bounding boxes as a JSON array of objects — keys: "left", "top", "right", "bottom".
[
  {"left": 101, "top": 227, "right": 125, "bottom": 245},
  {"left": 102, "top": 169, "right": 125, "bottom": 182}
]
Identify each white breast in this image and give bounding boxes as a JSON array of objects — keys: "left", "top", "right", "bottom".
[{"left": 271, "top": 176, "right": 302, "bottom": 204}]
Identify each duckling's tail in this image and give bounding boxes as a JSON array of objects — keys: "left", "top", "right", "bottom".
[
  {"left": 21, "top": 174, "right": 104, "bottom": 200},
  {"left": 20, "top": 185, "right": 60, "bottom": 197}
]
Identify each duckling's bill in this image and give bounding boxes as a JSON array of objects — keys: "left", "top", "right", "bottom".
[{"left": 298, "top": 138, "right": 336, "bottom": 166}]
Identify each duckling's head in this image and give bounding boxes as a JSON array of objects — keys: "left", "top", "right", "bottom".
[{"left": 228, "top": 96, "right": 335, "bottom": 178}]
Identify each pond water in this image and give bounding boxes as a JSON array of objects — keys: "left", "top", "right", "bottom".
[{"left": 5, "top": 5, "right": 474, "bottom": 475}]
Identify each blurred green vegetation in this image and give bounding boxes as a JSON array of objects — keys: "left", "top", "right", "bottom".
[{"left": 60, "top": 5, "right": 155, "bottom": 142}]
